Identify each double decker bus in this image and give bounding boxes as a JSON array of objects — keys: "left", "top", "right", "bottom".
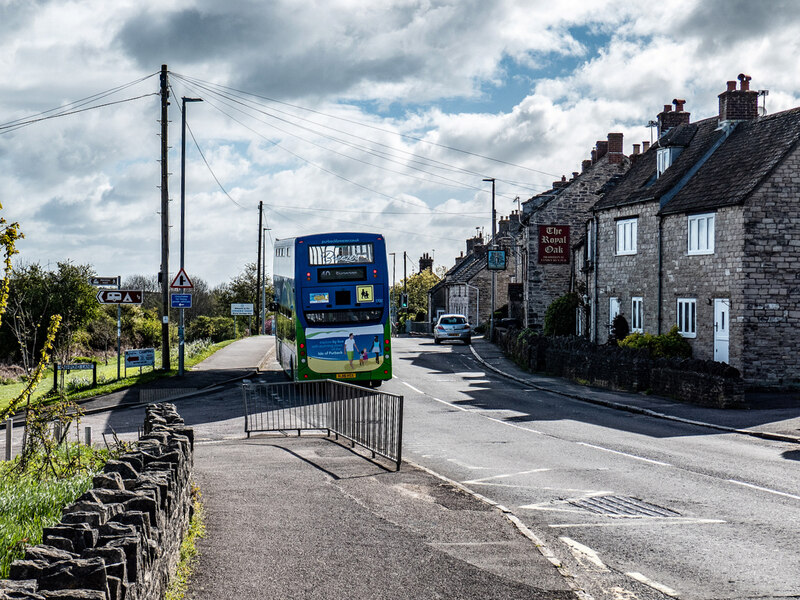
[{"left": 272, "top": 232, "right": 392, "bottom": 386}]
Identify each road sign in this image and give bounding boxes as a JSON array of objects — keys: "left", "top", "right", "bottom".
[
  {"left": 171, "top": 268, "right": 193, "bottom": 289},
  {"left": 96, "top": 290, "right": 143, "bottom": 304},
  {"left": 171, "top": 293, "right": 192, "bottom": 308},
  {"left": 89, "top": 276, "right": 119, "bottom": 286},
  {"left": 231, "top": 303, "right": 254, "bottom": 316},
  {"left": 125, "top": 348, "right": 155, "bottom": 368},
  {"left": 356, "top": 285, "right": 374, "bottom": 302}
]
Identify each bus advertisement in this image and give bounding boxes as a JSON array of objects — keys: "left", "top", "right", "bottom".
[{"left": 273, "top": 232, "right": 392, "bottom": 386}]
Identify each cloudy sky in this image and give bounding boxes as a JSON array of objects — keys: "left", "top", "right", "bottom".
[{"left": 2, "top": 0, "right": 799, "bottom": 289}]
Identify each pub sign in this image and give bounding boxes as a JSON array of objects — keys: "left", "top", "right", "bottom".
[{"left": 538, "top": 225, "right": 570, "bottom": 264}]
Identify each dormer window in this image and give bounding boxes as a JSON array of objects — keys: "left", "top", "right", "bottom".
[{"left": 657, "top": 147, "right": 682, "bottom": 177}]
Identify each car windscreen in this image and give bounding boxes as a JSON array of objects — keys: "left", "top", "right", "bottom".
[{"left": 440, "top": 317, "right": 466, "bottom": 325}]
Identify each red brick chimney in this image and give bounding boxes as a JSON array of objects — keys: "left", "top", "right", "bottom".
[
  {"left": 657, "top": 99, "right": 690, "bottom": 138},
  {"left": 582, "top": 159, "right": 592, "bottom": 172},
  {"left": 718, "top": 74, "right": 759, "bottom": 123},
  {"left": 607, "top": 132, "right": 624, "bottom": 164}
]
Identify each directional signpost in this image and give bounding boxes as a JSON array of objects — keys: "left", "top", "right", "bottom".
[
  {"left": 90, "top": 276, "right": 129, "bottom": 380},
  {"left": 96, "top": 290, "right": 144, "bottom": 304}
]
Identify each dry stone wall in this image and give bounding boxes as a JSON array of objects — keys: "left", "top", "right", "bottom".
[{"left": 0, "top": 404, "right": 194, "bottom": 600}]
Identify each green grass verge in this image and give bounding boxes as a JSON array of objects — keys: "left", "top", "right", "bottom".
[
  {"left": 165, "top": 484, "right": 206, "bottom": 600},
  {"left": 0, "top": 338, "right": 239, "bottom": 416},
  {"left": 0, "top": 444, "right": 112, "bottom": 578}
]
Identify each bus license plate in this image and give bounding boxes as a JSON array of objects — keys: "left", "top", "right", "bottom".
[{"left": 336, "top": 373, "right": 357, "bottom": 379}]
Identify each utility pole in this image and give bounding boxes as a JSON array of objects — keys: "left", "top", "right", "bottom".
[
  {"left": 256, "top": 201, "right": 263, "bottom": 334},
  {"left": 159, "top": 64, "right": 170, "bottom": 371},
  {"left": 389, "top": 252, "right": 396, "bottom": 336},
  {"left": 483, "top": 177, "right": 496, "bottom": 342}
]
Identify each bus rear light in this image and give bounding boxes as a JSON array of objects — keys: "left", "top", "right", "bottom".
[
  {"left": 304, "top": 374, "right": 308, "bottom": 378},
  {"left": 383, "top": 370, "right": 388, "bottom": 374},
  {"left": 300, "top": 343, "right": 305, "bottom": 349},
  {"left": 306, "top": 272, "right": 311, "bottom": 280},
  {"left": 384, "top": 339, "right": 389, "bottom": 345}
]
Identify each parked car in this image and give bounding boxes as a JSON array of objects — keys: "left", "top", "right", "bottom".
[{"left": 433, "top": 314, "right": 471, "bottom": 344}]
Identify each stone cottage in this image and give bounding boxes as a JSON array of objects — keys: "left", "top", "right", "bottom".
[
  {"left": 521, "top": 133, "right": 630, "bottom": 330},
  {"left": 587, "top": 74, "right": 800, "bottom": 388}
]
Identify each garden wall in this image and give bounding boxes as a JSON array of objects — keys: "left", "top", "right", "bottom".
[
  {"left": 496, "top": 329, "right": 745, "bottom": 408},
  {"left": 0, "top": 403, "right": 194, "bottom": 600}
]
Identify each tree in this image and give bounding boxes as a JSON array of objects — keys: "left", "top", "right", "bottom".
[
  {"left": 391, "top": 269, "right": 441, "bottom": 324},
  {"left": 211, "top": 263, "right": 274, "bottom": 317},
  {"left": 2, "top": 262, "right": 97, "bottom": 368},
  {"left": 543, "top": 292, "right": 580, "bottom": 336}
]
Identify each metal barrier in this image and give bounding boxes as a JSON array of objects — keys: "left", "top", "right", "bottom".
[{"left": 242, "top": 380, "right": 403, "bottom": 470}]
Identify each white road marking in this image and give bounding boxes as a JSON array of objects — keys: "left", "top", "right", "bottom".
[
  {"left": 401, "top": 381, "right": 424, "bottom": 395},
  {"left": 462, "top": 468, "right": 550, "bottom": 484},
  {"left": 727, "top": 479, "right": 800, "bottom": 501},
  {"left": 559, "top": 537, "right": 608, "bottom": 571},
  {"left": 550, "top": 518, "right": 726, "bottom": 528},
  {"left": 446, "top": 458, "right": 490, "bottom": 470},
  {"left": 625, "top": 572, "right": 680, "bottom": 597},
  {"left": 577, "top": 442, "right": 672, "bottom": 466}
]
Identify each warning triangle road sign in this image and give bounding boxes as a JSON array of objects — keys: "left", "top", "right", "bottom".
[{"left": 171, "top": 268, "right": 194, "bottom": 289}]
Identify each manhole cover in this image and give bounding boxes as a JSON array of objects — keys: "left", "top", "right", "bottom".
[{"left": 568, "top": 495, "right": 680, "bottom": 518}]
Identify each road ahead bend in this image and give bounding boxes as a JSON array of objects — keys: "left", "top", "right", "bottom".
[{"left": 383, "top": 336, "right": 800, "bottom": 600}]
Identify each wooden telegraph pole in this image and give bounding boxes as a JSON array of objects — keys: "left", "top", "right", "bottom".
[{"left": 160, "top": 65, "right": 171, "bottom": 370}]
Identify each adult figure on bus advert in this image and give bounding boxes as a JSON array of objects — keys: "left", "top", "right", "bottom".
[
  {"left": 344, "top": 333, "right": 360, "bottom": 369},
  {"left": 371, "top": 335, "right": 381, "bottom": 364}
]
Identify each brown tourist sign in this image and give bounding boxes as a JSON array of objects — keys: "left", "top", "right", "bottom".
[{"left": 538, "top": 225, "right": 570, "bottom": 264}]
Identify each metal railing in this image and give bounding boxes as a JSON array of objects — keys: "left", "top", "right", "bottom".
[{"left": 242, "top": 380, "right": 403, "bottom": 470}]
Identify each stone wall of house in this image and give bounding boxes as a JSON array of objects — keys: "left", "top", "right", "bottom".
[
  {"left": 660, "top": 206, "right": 745, "bottom": 365},
  {"left": 526, "top": 157, "right": 628, "bottom": 330},
  {"left": 593, "top": 202, "right": 660, "bottom": 343},
  {"left": 741, "top": 144, "right": 800, "bottom": 388},
  {"left": 496, "top": 329, "right": 744, "bottom": 408},
  {"left": 2, "top": 404, "right": 194, "bottom": 600}
]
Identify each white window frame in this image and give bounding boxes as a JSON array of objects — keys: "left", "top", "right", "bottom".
[
  {"left": 688, "top": 213, "right": 715, "bottom": 255},
  {"left": 609, "top": 297, "right": 620, "bottom": 327},
  {"left": 657, "top": 147, "right": 682, "bottom": 177},
  {"left": 616, "top": 218, "right": 638, "bottom": 255},
  {"left": 677, "top": 298, "right": 697, "bottom": 338},
  {"left": 631, "top": 297, "right": 643, "bottom": 333}
]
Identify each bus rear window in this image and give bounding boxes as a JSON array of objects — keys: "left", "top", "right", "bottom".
[
  {"left": 305, "top": 308, "right": 383, "bottom": 325},
  {"left": 309, "top": 243, "right": 374, "bottom": 265}
]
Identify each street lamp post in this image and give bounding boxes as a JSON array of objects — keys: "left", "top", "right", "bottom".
[
  {"left": 483, "top": 177, "right": 496, "bottom": 342},
  {"left": 262, "top": 227, "right": 270, "bottom": 334},
  {"left": 179, "top": 96, "right": 203, "bottom": 376}
]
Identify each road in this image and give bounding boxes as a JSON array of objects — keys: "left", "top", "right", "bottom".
[{"left": 382, "top": 336, "right": 800, "bottom": 600}]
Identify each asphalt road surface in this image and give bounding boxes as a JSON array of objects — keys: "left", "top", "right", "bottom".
[{"left": 381, "top": 336, "right": 800, "bottom": 600}]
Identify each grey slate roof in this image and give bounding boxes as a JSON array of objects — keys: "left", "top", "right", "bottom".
[
  {"left": 661, "top": 106, "right": 800, "bottom": 215},
  {"left": 592, "top": 106, "right": 800, "bottom": 216},
  {"left": 592, "top": 117, "right": 724, "bottom": 212}
]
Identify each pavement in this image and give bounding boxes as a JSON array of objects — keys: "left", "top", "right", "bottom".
[{"left": 468, "top": 336, "right": 800, "bottom": 444}]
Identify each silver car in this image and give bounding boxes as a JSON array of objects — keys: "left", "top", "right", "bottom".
[{"left": 433, "top": 314, "right": 471, "bottom": 344}]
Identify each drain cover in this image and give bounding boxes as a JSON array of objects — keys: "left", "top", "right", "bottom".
[{"left": 568, "top": 495, "right": 680, "bottom": 518}]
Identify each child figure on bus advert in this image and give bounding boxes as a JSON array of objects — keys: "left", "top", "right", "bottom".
[
  {"left": 371, "top": 336, "right": 381, "bottom": 364},
  {"left": 359, "top": 348, "right": 368, "bottom": 366}
]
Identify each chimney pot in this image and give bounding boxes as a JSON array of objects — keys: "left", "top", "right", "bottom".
[
  {"left": 727, "top": 81, "right": 737, "bottom": 92},
  {"left": 673, "top": 98, "right": 686, "bottom": 112},
  {"left": 572, "top": 171, "right": 579, "bottom": 179},
  {"left": 663, "top": 104, "right": 672, "bottom": 112},
  {"left": 738, "top": 73, "right": 751, "bottom": 91}
]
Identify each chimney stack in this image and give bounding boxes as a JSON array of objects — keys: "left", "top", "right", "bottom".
[
  {"left": 582, "top": 159, "right": 593, "bottom": 172},
  {"left": 718, "top": 74, "right": 758, "bottom": 123},
  {"left": 657, "top": 99, "right": 691, "bottom": 138},
  {"left": 607, "top": 132, "right": 624, "bottom": 164},
  {"left": 419, "top": 252, "right": 433, "bottom": 272},
  {"left": 642, "top": 141, "right": 650, "bottom": 152},
  {"left": 632, "top": 143, "right": 641, "bottom": 155},
  {"left": 596, "top": 140, "right": 609, "bottom": 161}
]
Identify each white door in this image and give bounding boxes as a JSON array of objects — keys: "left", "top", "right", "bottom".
[{"left": 714, "top": 298, "right": 730, "bottom": 363}]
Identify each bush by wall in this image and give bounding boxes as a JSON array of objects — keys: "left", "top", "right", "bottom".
[{"left": 495, "top": 327, "right": 744, "bottom": 408}]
